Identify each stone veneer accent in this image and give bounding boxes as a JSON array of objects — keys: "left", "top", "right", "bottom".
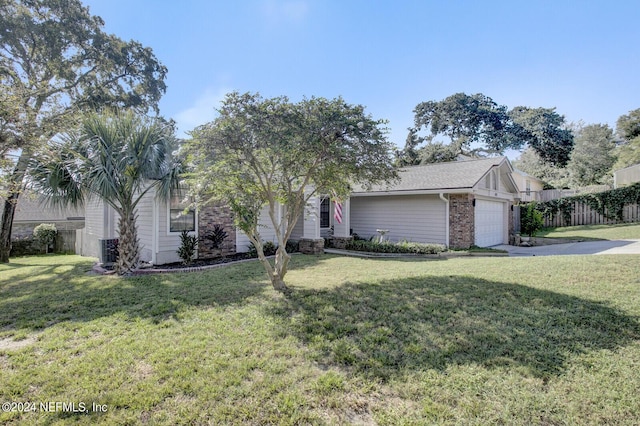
[
  {"left": 299, "top": 238, "right": 325, "bottom": 255},
  {"left": 449, "top": 193, "right": 475, "bottom": 249},
  {"left": 197, "top": 203, "right": 236, "bottom": 258},
  {"left": 330, "top": 236, "right": 352, "bottom": 249}
]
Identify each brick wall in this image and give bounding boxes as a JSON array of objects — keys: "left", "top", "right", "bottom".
[
  {"left": 197, "top": 203, "right": 236, "bottom": 258},
  {"left": 449, "top": 194, "right": 475, "bottom": 249}
]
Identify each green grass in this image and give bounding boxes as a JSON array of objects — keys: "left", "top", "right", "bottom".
[
  {"left": 1, "top": 253, "right": 640, "bottom": 424},
  {"left": 538, "top": 222, "right": 640, "bottom": 240}
]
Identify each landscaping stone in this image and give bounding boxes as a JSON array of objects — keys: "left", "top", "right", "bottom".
[{"left": 299, "top": 238, "right": 324, "bottom": 254}]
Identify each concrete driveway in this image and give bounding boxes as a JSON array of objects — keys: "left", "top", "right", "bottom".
[{"left": 493, "top": 239, "right": 640, "bottom": 257}]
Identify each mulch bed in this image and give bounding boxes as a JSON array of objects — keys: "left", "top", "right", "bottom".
[
  {"left": 93, "top": 253, "right": 263, "bottom": 275},
  {"left": 144, "top": 252, "right": 256, "bottom": 270}
]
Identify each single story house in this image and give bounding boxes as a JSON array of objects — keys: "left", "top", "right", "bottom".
[
  {"left": 340, "top": 156, "right": 519, "bottom": 248},
  {"left": 79, "top": 156, "right": 520, "bottom": 264},
  {"left": 78, "top": 186, "right": 326, "bottom": 265}
]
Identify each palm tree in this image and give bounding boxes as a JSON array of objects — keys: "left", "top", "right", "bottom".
[{"left": 29, "top": 110, "right": 182, "bottom": 275}]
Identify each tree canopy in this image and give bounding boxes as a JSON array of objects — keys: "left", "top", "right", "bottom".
[
  {"left": 0, "top": 0, "right": 167, "bottom": 262},
  {"left": 567, "top": 123, "right": 617, "bottom": 186},
  {"left": 512, "top": 148, "right": 571, "bottom": 189},
  {"left": 186, "top": 92, "right": 398, "bottom": 291},
  {"left": 399, "top": 93, "right": 574, "bottom": 167},
  {"left": 613, "top": 108, "right": 640, "bottom": 171}
]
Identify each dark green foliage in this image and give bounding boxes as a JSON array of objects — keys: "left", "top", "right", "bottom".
[
  {"left": 509, "top": 107, "right": 574, "bottom": 167},
  {"left": 520, "top": 203, "right": 544, "bottom": 237},
  {"left": 202, "top": 225, "right": 228, "bottom": 249},
  {"left": 616, "top": 108, "right": 640, "bottom": 141},
  {"left": 177, "top": 231, "right": 199, "bottom": 265},
  {"left": 537, "top": 183, "right": 640, "bottom": 223},
  {"left": 345, "top": 239, "right": 445, "bottom": 254},
  {"left": 613, "top": 108, "right": 640, "bottom": 171},
  {"left": 401, "top": 93, "right": 574, "bottom": 167},
  {"left": 285, "top": 240, "right": 299, "bottom": 253},
  {"left": 9, "top": 236, "right": 42, "bottom": 257},
  {"left": 247, "top": 241, "right": 278, "bottom": 257}
]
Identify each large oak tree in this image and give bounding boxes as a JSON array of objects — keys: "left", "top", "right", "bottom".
[
  {"left": 0, "top": 0, "right": 167, "bottom": 262},
  {"left": 400, "top": 93, "right": 574, "bottom": 167}
]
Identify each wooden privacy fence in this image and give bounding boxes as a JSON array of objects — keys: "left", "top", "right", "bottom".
[
  {"left": 542, "top": 202, "right": 640, "bottom": 228},
  {"left": 538, "top": 185, "right": 611, "bottom": 202}
]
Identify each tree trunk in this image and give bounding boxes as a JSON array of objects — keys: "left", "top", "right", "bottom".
[
  {"left": 115, "top": 210, "right": 140, "bottom": 275},
  {"left": 0, "top": 152, "right": 30, "bottom": 263},
  {"left": 270, "top": 273, "right": 289, "bottom": 292},
  {"left": 0, "top": 193, "right": 18, "bottom": 263}
]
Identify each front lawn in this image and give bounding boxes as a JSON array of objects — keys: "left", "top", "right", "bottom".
[
  {"left": 1, "top": 254, "right": 640, "bottom": 424},
  {"left": 538, "top": 222, "right": 640, "bottom": 240}
]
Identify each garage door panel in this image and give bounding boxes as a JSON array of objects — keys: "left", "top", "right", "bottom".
[{"left": 474, "top": 199, "right": 505, "bottom": 247}]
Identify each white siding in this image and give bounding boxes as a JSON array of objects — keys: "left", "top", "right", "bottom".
[
  {"left": 350, "top": 194, "right": 447, "bottom": 245},
  {"left": 136, "top": 189, "right": 155, "bottom": 263},
  {"left": 235, "top": 205, "right": 278, "bottom": 253},
  {"left": 290, "top": 213, "right": 304, "bottom": 240},
  {"left": 79, "top": 198, "right": 116, "bottom": 259},
  {"left": 155, "top": 195, "right": 191, "bottom": 265}
]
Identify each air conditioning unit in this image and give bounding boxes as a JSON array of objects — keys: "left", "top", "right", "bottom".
[{"left": 98, "top": 238, "right": 119, "bottom": 266}]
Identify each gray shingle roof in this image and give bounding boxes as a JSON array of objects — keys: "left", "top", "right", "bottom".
[{"left": 354, "top": 157, "right": 508, "bottom": 193}]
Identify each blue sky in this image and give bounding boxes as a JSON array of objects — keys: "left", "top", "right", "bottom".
[{"left": 83, "top": 0, "right": 640, "bottom": 154}]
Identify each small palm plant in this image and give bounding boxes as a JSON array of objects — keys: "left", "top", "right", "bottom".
[{"left": 29, "top": 110, "right": 182, "bottom": 275}]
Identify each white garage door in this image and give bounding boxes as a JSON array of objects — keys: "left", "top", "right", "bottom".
[{"left": 474, "top": 199, "right": 505, "bottom": 247}]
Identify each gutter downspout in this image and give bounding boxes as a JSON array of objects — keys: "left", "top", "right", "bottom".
[{"left": 439, "top": 193, "right": 449, "bottom": 248}]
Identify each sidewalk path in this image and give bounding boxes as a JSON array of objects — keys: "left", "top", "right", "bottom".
[{"left": 493, "top": 239, "right": 640, "bottom": 257}]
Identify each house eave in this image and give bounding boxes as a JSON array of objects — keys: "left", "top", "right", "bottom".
[{"left": 350, "top": 188, "right": 473, "bottom": 197}]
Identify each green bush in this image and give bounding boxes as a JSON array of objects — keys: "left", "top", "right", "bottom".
[
  {"left": 521, "top": 202, "right": 544, "bottom": 237},
  {"left": 33, "top": 223, "right": 57, "bottom": 253},
  {"left": 247, "top": 240, "right": 278, "bottom": 257},
  {"left": 345, "top": 239, "right": 445, "bottom": 255},
  {"left": 177, "top": 231, "right": 199, "bottom": 265},
  {"left": 285, "top": 239, "right": 299, "bottom": 253}
]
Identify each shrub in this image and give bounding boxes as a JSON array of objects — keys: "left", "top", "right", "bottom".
[
  {"left": 202, "top": 225, "right": 228, "bottom": 249},
  {"left": 285, "top": 239, "right": 299, "bottom": 253},
  {"left": 177, "top": 230, "right": 199, "bottom": 265},
  {"left": 33, "top": 223, "right": 57, "bottom": 253},
  {"left": 345, "top": 239, "right": 445, "bottom": 254},
  {"left": 521, "top": 202, "right": 544, "bottom": 237},
  {"left": 247, "top": 241, "right": 278, "bottom": 257}
]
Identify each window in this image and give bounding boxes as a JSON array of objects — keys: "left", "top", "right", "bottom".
[
  {"left": 485, "top": 170, "right": 498, "bottom": 190},
  {"left": 169, "top": 188, "right": 195, "bottom": 232},
  {"left": 320, "top": 197, "right": 330, "bottom": 228},
  {"left": 526, "top": 179, "right": 531, "bottom": 196}
]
